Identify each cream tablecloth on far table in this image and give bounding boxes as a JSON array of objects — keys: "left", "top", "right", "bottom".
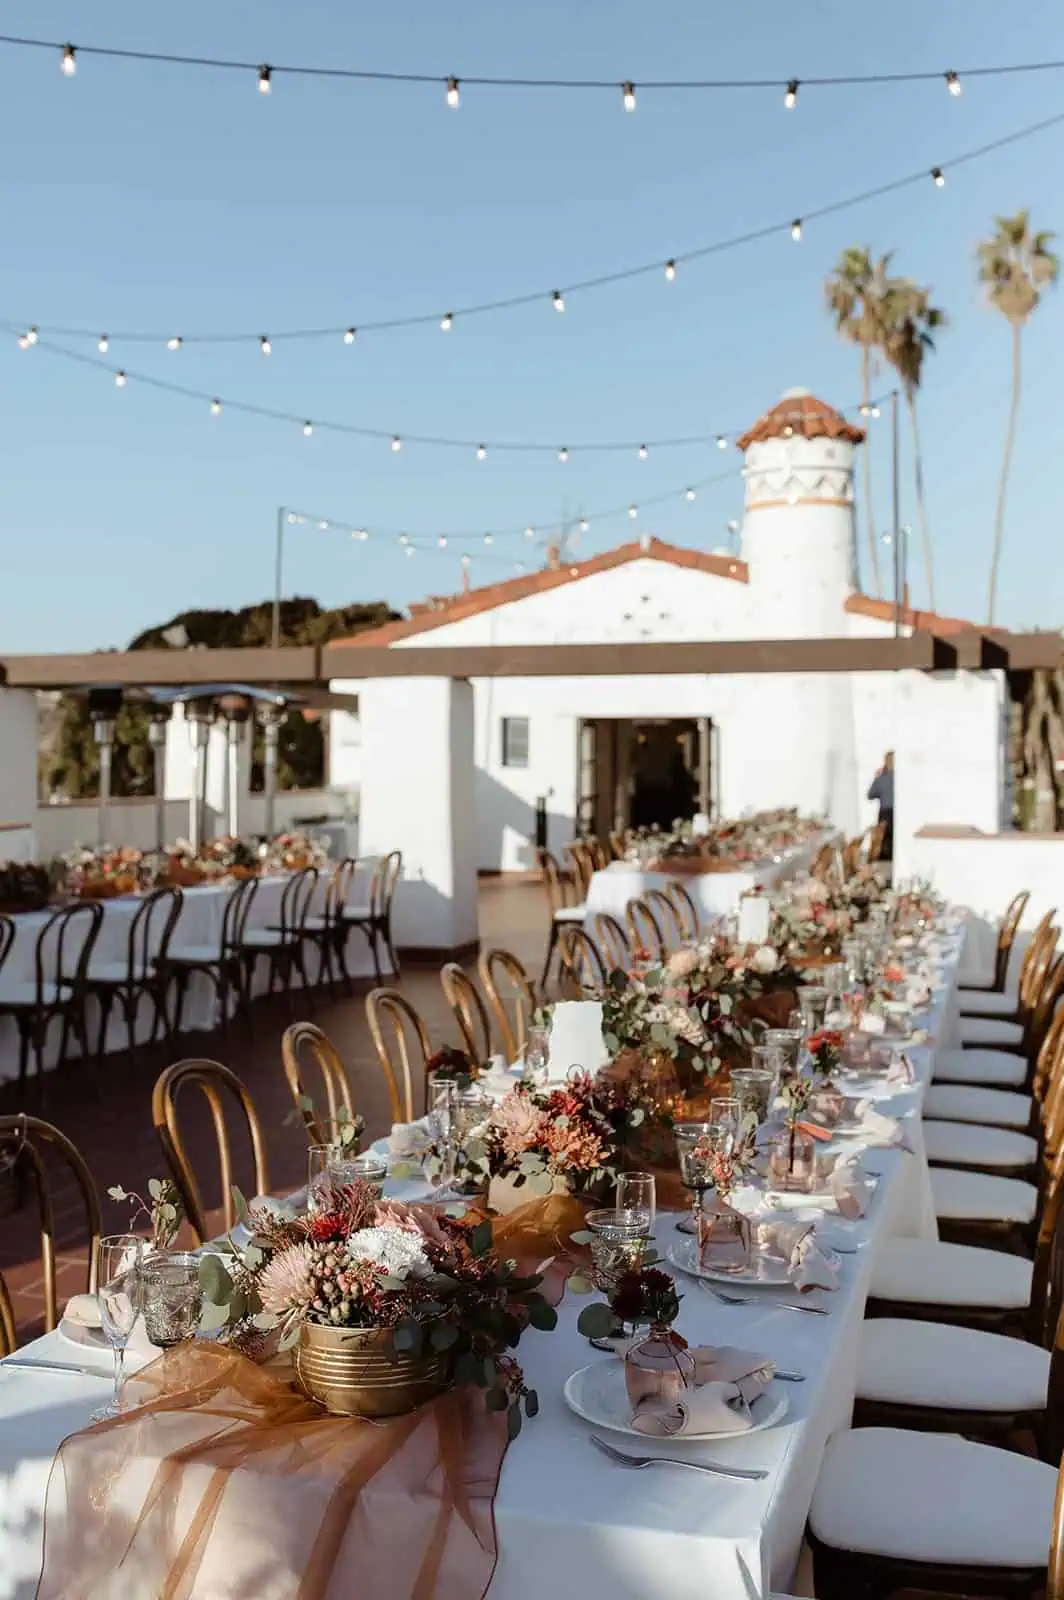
[
  {"left": 584, "top": 831, "right": 838, "bottom": 932},
  {"left": 0, "top": 922, "right": 965, "bottom": 1600},
  {"left": 0, "top": 866, "right": 393, "bottom": 1083}
]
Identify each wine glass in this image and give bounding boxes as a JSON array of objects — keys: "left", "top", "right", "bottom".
[
  {"left": 798, "top": 985, "right": 829, "bottom": 1034},
  {"left": 522, "top": 1024, "right": 550, "bottom": 1086},
  {"left": 141, "top": 1252, "right": 202, "bottom": 1350},
  {"left": 92, "top": 1234, "right": 145, "bottom": 1422},
  {"left": 428, "top": 1080, "right": 460, "bottom": 1194},
  {"left": 732, "top": 1057, "right": 779, "bottom": 1126},
  {"left": 709, "top": 1096, "right": 742, "bottom": 1150},
  {"left": 615, "top": 1171, "right": 656, "bottom": 1239},
  {"left": 674, "top": 1122, "right": 714, "bottom": 1237}
]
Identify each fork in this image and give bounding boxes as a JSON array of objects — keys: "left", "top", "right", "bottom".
[
  {"left": 589, "top": 1433, "right": 768, "bottom": 1481},
  {"left": 701, "top": 1283, "right": 829, "bottom": 1316}
]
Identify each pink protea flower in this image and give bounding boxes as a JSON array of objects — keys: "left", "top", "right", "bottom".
[
  {"left": 666, "top": 947, "right": 700, "bottom": 980},
  {"left": 375, "top": 1198, "right": 452, "bottom": 1252},
  {"left": 491, "top": 1091, "right": 549, "bottom": 1160},
  {"left": 543, "top": 1117, "right": 608, "bottom": 1173},
  {"left": 257, "top": 1242, "right": 315, "bottom": 1317}
]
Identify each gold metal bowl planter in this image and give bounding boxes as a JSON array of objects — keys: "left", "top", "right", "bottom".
[{"left": 295, "top": 1322, "right": 452, "bottom": 1418}]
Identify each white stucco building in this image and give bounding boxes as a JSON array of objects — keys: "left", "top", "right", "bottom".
[{"left": 328, "top": 387, "right": 1007, "bottom": 878}]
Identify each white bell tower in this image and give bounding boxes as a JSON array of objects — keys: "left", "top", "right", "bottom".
[{"left": 739, "top": 387, "right": 863, "bottom": 638}]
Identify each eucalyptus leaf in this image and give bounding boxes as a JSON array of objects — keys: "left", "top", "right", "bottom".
[
  {"left": 148, "top": 1178, "right": 163, "bottom": 1201},
  {"left": 430, "top": 1322, "right": 460, "bottom": 1352},
  {"left": 506, "top": 1402, "right": 523, "bottom": 1441},
  {"left": 230, "top": 1185, "right": 249, "bottom": 1225},
  {"left": 576, "top": 1301, "right": 617, "bottom": 1340},
  {"left": 198, "top": 1253, "right": 233, "bottom": 1306}
]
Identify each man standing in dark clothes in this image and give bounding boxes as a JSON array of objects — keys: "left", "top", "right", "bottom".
[{"left": 867, "top": 751, "right": 895, "bottom": 861}]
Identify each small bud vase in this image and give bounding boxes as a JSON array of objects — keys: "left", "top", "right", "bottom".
[
  {"left": 624, "top": 1324, "right": 695, "bottom": 1411},
  {"left": 697, "top": 1195, "right": 752, "bottom": 1275},
  {"left": 769, "top": 1127, "right": 818, "bottom": 1193}
]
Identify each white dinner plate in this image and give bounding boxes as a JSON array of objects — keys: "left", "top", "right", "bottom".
[
  {"left": 667, "top": 1235, "right": 840, "bottom": 1288},
  {"left": 58, "top": 1316, "right": 107, "bottom": 1351},
  {"left": 564, "top": 1359, "right": 788, "bottom": 1440}
]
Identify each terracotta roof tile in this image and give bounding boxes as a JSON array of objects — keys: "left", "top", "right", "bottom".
[
  {"left": 327, "top": 539, "right": 748, "bottom": 648},
  {"left": 737, "top": 390, "right": 865, "bottom": 451},
  {"left": 845, "top": 593, "right": 986, "bottom": 635}
]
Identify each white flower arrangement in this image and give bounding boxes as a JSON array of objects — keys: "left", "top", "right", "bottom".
[{"left": 347, "top": 1223, "right": 431, "bottom": 1281}]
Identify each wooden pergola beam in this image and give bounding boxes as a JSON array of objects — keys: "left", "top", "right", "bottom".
[{"left": 0, "top": 632, "right": 1058, "bottom": 689}]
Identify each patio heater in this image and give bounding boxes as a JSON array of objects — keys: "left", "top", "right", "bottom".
[
  {"left": 146, "top": 704, "right": 172, "bottom": 853},
  {"left": 185, "top": 699, "right": 215, "bottom": 852},
  {"left": 87, "top": 687, "right": 123, "bottom": 846},
  {"left": 259, "top": 702, "right": 286, "bottom": 841},
  {"left": 217, "top": 694, "right": 251, "bottom": 837}
]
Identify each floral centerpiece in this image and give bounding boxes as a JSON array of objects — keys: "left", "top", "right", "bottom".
[
  {"left": 806, "top": 1029, "right": 845, "bottom": 1080},
  {"left": 426, "top": 1045, "right": 479, "bottom": 1086},
  {"left": 484, "top": 1076, "right": 617, "bottom": 1204},
  {"left": 200, "top": 1179, "right": 556, "bottom": 1426}
]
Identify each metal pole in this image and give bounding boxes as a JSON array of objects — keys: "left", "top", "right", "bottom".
[
  {"left": 891, "top": 390, "right": 901, "bottom": 636},
  {"left": 147, "top": 717, "right": 169, "bottom": 853},
  {"left": 227, "top": 720, "right": 241, "bottom": 836},
  {"left": 97, "top": 739, "right": 113, "bottom": 846},
  {"left": 263, "top": 711, "right": 280, "bottom": 839},
  {"left": 188, "top": 740, "right": 202, "bottom": 852}
]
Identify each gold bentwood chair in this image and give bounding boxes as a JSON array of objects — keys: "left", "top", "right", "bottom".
[
  {"left": 440, "top": 963, "right": 493, "bottom": 1064},
  {"left": 0, "top": 1271, "right": 15, "bottom": 1356},
  {"left": 365, "top": 988, "right": 433, "bottom": 1123},
  {"left": 954, "top": 914, "right": 1059, "bottom": 1059},
  {"left": 665, "top": 880, "right": 701, "bottom": 942},
  {"left": 478, "top": 949, "right": 538, "bottom": 1064},
  {"left": 625, "top": 896, "right": 668, "bottom": 963},
  {"left": 557, "top": 925, "right": 608, "bottom": 996},
  {"left": 281, "top": 1021, "right": 356, "bottom": 1148},
  {"left": 810, "top": 842, "right": 835, "bottom": 881},
  {"left": 152, "top": 1059, "right": 271, "bottom": 1245},
  {"left": 563, "top": 841, "right": 596, "bottom": 900},
  {"left": 0, "top": 1113, "right": 101, "bottom": 1335},
  {"left": 607, "top": 830, "right": 625, "bottom": 862},
  {"left": 537, "top": 848, "right": 587, "bottom": 986},
  {"left": 960, "top": 906, "right": 1054, "bottom": 1023},
  {"left": 644, "top": 888, "right": 685, "bottom": 950},
  {"left": 593, "top": 913, "right": 630, "bottom": 972},
  {"left": 960, "top": 889, "right": 1032, "bottom": 998}
]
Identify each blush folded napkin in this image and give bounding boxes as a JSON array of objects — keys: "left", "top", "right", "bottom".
[
  {"left": 885, "top": 1052, "right": 915, "bottom": 1087},
  {"left": 630, "top": 1346, "right": 775, "bottom": 1437},
  {"left": 758, "top": 1219, "right": 838, "bottom": 1291},
  {"left": 388, "top": 1121, "right": 431, "bottom": 1159},
  {"left": 63, "top": 1293, "right": 101, "bottom": 1329},
  {"left": 827, "top": 1158, "right": 874, "bottom": 1219}
]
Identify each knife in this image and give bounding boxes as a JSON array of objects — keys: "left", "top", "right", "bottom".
[{"left": 0, "top": 1357, "right": 104, "bottom": 1377}]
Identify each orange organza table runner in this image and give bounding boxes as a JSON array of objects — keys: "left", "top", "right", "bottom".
[{"left": 37, "top": 1195, "right": 585, "bottom": 1600}]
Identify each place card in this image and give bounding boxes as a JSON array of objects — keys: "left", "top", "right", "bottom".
[{"left": 738, "top": 893, "right": 770, "bottom": 946}]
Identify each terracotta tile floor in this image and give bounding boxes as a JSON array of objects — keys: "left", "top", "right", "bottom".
[{"left": 0, "top": 878, "right": 550, "bottom": 1346}]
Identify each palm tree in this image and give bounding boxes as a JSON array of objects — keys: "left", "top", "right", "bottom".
[
  {"left": 882, "top": 283, "right": 947, "bottom": 612},
  {"left": 977, "top": 211, "right": 1059, "bottom": 625},
  {"left": 825, "top": 248, "right": 896, "bottom": 595}
]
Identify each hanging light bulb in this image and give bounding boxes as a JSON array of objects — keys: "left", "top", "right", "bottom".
[
  {"left": 579, "top": 517, "right": 589, "bottom": 532},
  {"left": 405, "top": 546, "right": 415, "bottom": 557},
  {"left": 716, "top": 435, "right": 728, "bottom": 450},
  {"left": 353, "top": 528, "right": 369, "bottom": 541},
  {"left": 461, "top": 553, "right": 471, "bottom": 567},
  {"left": 303, "top": 420, "right": 313, "bottom": 437},
  {"left": 791, "top": 218, "right": 802, "bottom": 242},
  {"left": 24, "top": 326, "right": 38, "bottom": 346},
  {"left": 343, "top": 327, "right": 356, "bottom": 344},
  {"left": 484, "top": 533, "right": 493, "bottom": 545},
  {"left": 664, "top": 259, "right": 677, "bottom": 282},
  {"left": 17, "top": 333, "right": 29, "bottom": 350},
  {"left": 167, "top": 336, "right": 182, "bottom": 351},
  {"left": 685, "top": 486, "right": 697, "bottom": 501},
  {"left": 440, "top": 312, "right": 453, "bottom": 331},
  {"left": 258, "top": 64, "right": 272, "bottom": 94},
  {"left": 622, "top": 81, "right": 636, "bottom": 112},
  {"left": 557, "top": 446, "right": 569, "bottom": 462},
  {"left": 399, "top": 534, "right": 409, "bottom": 545},
  {"left": 638, "top": 444, "right": 648, "bottom": 460},
  {"left": 318, "top": 520, "right": 329, "bottom": 530},
  {"left": 260, "top": 335, "right": 271, "bottom": 355},
  {"left": 476, "top": 444, "right": 487, "bottom": 460},
  {"left": 931, "top": 166, "right": 945, "bottom": 187},
  {"left": 628, "top": 504, "right": 638, "bottom": 519},
  {"left": 552, "top": 290, "right": 565, "bottom": 313},
  {"left": 211, "top": 398, "right": 221, "bottom": 415},
  {"left": 60, "top": 43, "right": 76, "bottom": 77},
  {"left": 438, "top": 535, "right": 447, "bottom": 547},
  {"left": 524, "top": 526, "right": 535, "bottom": 538},
  {"left": 784, "top": 79, "right": 798, "bottom": 109},
  {"left": 391, "top": 435, "right": 402, "bottom": 452},
  {"left": 870, "top": 405, "right": 880, "bottom": 419},
  {"left": 115, "top": 370, "right": 127, "bottom": 387},
  {"left": 446, "top": 76, "right": 460, "bottom": 109},
  {"left": 945, "top": 70, "right": 962, "bottom": 97},
  {"left": 97, "top": 334, "right": 109, "bottom": 353}
]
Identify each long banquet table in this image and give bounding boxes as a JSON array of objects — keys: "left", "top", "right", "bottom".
[
  {"left": 0, "top": 922, "right": 964, "bottom": 1599},
  {"left": 584, "top": 830, "right": 838, "bottom": 932},
  {"left": 0, "top": 868, "right": 394, "bottom": 1083}
]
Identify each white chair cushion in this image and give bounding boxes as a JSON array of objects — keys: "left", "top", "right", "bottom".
[
  {"left": 957, "top": 987, "right": 1019, "bottom": 1015},
  {"left": 554, "top": 906, "right": 587, "bottom": 922},
  {"left": 870, "top": 1238, "right": 1032, "bottom": 1308},
  {"left": 922, "top": 1083, "right": 1032, "bottom": 1129},
  {"left": 0, "top": 980, "right": 73, "bottom": 1007},
  {"left": 340, "top": 904, "right": 374, "bottom": 920},
  {"left": 810, "top": 1427, "right": 1056, "bottom": 1566},
  {"left": 929, "top": 1166, "right": 1037, "bottom": 1225},
  {"left": 959, "top": 1015, "right": 1024, "bottom": 1047},
  {"left": 86, "top": 961, "right": 152, "bottom": 984},
  {"left": 240, "top": 930, "right": 288, "bottom": 949},
  {"left": 923, "top": 1120, "right": 1037, "bottom": 1169},
  {"left": 857, "top": 1317, "right": 1050, "bottom": 1412},
  {"left": 932, "top": 1048, "right": 1027, "bottom": 1087}
]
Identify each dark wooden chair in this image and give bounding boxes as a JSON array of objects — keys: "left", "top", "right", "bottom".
[
  {"left": 0, "top": 902, "right": 103, "bottom": 1098},
  {"left": 156, "top": 874, "right": 260, "bottom": 1041},
  {"left": 300, "top": 856, "right": 359, "bottom": 992},
  {"left": 83, "top": 885, "right": 184, "bottom": 1062},
  {"left": 246, "top": 865, "right": 321, "bottom": 1011},
  {"left": 339, "top": 852, "right": 402, "bottom": 986}
]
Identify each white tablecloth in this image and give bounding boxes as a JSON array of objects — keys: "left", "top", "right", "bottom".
[
  {"left": 0, "top": 868, "right": 393, "bottom": 1083},
  {"left": 584, "top": 832, "right": 837, "bottom": 931},
  {"left": 0, "top": 925, "right": 965, "bottom": 1599}
]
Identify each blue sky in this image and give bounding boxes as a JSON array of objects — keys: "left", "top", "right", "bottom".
[{"left": 2, "top": 0, "right": 1064, "bottom": 650}]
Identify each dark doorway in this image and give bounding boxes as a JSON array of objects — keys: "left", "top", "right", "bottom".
[{"left": 629, "top": 720, "right": 700, "bottom": 830}]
